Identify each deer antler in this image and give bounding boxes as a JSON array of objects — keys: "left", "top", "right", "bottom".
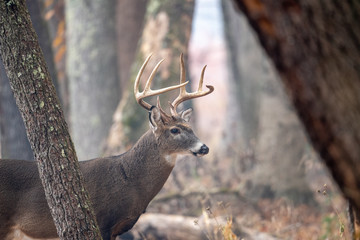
[
  {"left": 134, "top": 54, "right": 188, "bottom": 111},
  {"left": 170, "top": 53, "right": 214, "bottom": 116}
]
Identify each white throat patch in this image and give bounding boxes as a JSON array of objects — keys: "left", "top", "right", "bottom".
[{"left": 164, "top": 154, "right": 178, "bottom": 166}]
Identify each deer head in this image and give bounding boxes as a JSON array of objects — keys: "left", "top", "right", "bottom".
[{"left": 134, "top": 53, "right": 214, "bottom": 158}]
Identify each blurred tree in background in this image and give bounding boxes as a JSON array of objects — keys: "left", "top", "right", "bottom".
[
  {"left": 222, "top": 0, "right": 316, "bottom": 205},
  {"left": 66, "top": 0, "right": 119, "bottom": 160},
  {"left": 116, "top": 0, "right": 148, "bottom": 91}
]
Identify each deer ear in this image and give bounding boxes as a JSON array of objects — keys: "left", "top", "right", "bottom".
[
  {"left": 181, "top": 108, "right": 193, "bottom": 122},
  {"left": 149, "top": 106, "right": 162, "bottom": 131}
]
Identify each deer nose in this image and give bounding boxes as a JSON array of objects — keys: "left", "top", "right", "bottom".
[{"left": 199, "top": 144, "right": 209, "bottom": 155}]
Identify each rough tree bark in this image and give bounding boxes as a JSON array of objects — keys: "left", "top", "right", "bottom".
[
  {"left": 66, "top": 0, "right": 119, "bottom": 160},
  {"left": 0, "top": 1, "right": 102, "bottom": 239},
  {"left": 232, "top": 1, "right": 360, "bottom": 211}
]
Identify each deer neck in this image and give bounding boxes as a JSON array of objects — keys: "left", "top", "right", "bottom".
[{"left": 124, "top": 130, "right": 175, "bottom": 199}]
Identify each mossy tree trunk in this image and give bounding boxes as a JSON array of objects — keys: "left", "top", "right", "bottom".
[
  {"left": 232, "top": 0, "right": 360, "bottom": 211},
  {"left": 0, "top": 1, "right": 102, "bottom": 239},
  {"left": 66, "top": 0, "right": 119, "bottom": 160},
  {"left": 105, "top": 0, "right": 195, "bottom": 155}
]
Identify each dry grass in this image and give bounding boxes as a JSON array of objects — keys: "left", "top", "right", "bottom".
[{"left": 194, "top": 192, "right": 349, "bottom": 240}]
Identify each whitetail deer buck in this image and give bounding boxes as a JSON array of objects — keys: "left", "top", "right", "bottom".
[{"left": 0, "top": 54, "right": 214, "bottom": 240}]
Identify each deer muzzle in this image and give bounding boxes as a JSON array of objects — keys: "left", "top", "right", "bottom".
[{"left": 191, "top": 143, "right": 209, "bottom": 157}]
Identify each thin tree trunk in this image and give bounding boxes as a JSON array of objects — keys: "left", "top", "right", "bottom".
[
  {"left": 222, "top": 0, "right": 259, "bottom": 146},
  {"left": 116, "top": 0, "right": 148, "bottom": 91},
  {"left": 66, "top": 0, "right": 119, "bottom": 160},
  {"left": 41, "top": 0, "right": 69, "bottom": 117},
  {"left": 232, "top": 0, "right": 360, "bottom": 211},
  {"left": 0, "top": 1, "right": 102, "bottom": 239}
]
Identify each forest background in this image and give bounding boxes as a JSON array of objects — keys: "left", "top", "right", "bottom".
[{"left": 1, "top": 0, "right": 358, "bottom": 239}]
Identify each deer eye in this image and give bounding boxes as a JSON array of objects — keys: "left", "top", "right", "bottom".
[{"left": 170, "top": 128, "right": 180, "bottom": 134}]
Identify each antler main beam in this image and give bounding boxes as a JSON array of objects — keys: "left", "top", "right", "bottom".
[
  {"left": 170, "top": 53, "right": 214, "bottom": 116},
  {"left": 134, "top": 54, "right": 188, "bottom": 110}
]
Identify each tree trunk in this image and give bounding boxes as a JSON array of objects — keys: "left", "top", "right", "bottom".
[
  {"left": 0, "top": 60, "right": 33, "bottom": 160},
  {"left": 41, "top": 0, "right": 69, "bottom": 117},
  {"left": 116, "top": 0, "right": 148, "bottom": 91},
  {"left": 222, "top": 0, "right": 260, "bottom": 147},
  {"left": 66, "top": 0, "right": 119, "bottom": 160},
  {"left": 232, "top": 1, "right": 360, "bottom": 211},
  {"left": 0, "top": 1, "right": 102, "bottom": 239},
  {"left": 104, "top": 0, "right": 195, "bottom": 155}
]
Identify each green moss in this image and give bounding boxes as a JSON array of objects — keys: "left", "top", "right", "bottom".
[{"left": 6, "top": 0, "right": 16, "bottom": 7}]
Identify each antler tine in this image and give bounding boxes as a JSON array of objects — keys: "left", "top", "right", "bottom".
[
  {"left": 170, "top": 54, "right": 215, "bottom": 116},
  {"left": 134, "top": 54, "right": 189, "bottom": 111}
]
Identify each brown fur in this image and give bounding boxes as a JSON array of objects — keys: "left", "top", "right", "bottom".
[{"left": 0, "top": 107, "right": 208, "bottom": 240}]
